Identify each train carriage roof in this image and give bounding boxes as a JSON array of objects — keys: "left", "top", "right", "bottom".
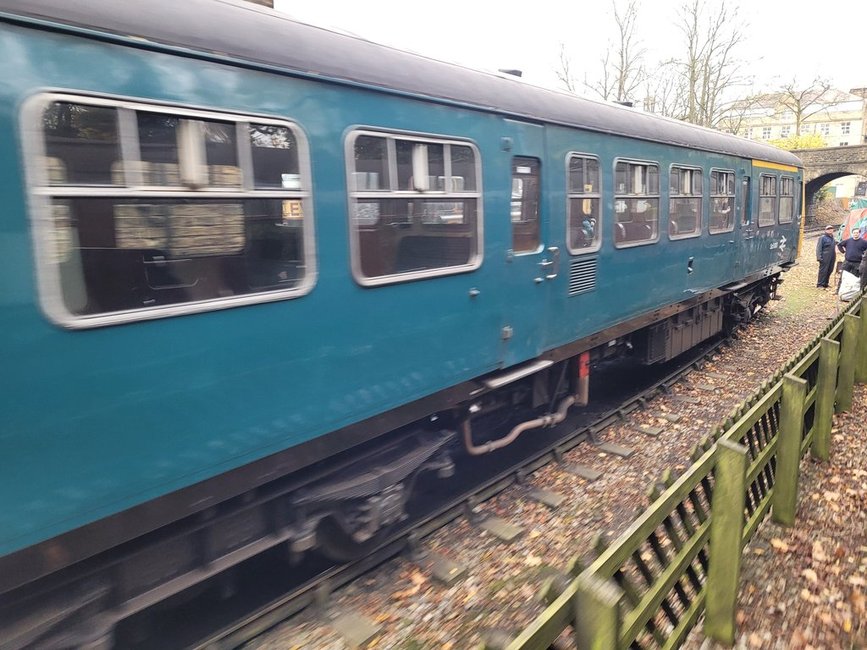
[{"left": 0, "top": 0, "right": 802, "bottom": 168}]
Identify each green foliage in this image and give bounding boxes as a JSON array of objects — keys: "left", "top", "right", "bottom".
[
  {"left": 814, "top": 185, "right": 831, "bottom": 202},
  {"left": 768, "top": 133, "right": 826, "bottom": 151}
]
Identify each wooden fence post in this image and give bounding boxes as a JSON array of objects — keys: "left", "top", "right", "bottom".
[
  {"left": 772, "top": 374, "right": 807, "bottom": 526},
  {"left": 857, "top": 301, "right": 867, "bottom": 383},
  {"left": 813, "top": 338, "right": 839, "bottom": 461},
  {"left": 704, "top": 439, "right": 749, "bottom": 646},
  {"left": 574, "top": 573, "right": 623, "bottom": 650},
  {"left": 837, "top": 314, "right": 859, "bottom": 412}
]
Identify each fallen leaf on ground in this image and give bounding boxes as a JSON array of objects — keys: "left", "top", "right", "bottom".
[{"left": 812, "top": 541, "right": 827, "bottom": 563}]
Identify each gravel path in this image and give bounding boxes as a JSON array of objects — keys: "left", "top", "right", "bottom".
[{"left": 247, "top": 235, "right": 862, "bottom": 649}]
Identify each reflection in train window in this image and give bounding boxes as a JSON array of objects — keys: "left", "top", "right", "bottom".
[
  {"left": 567, "top": 154, "right": 601, "bottom": 253},
  {"left": 614, "top": 159, "right": 659, "bottom": 247},
  {"left": 709, "top": 170, "right": 735, "bottom": 234},
  {"left": 511, "top": 157, "right": 541, "bottom": 254},
  {"left": 348, "top": 130, "right": 481, "bottom": 284},
  {"left": 759, "top": 174, "right": 777, "bottom": 227},
  {"left": 43, "top": 102, "right": 122, "bottom": 186},
  {"left": 669, "top": 165, "right": 702, "bottom": 239},
  {"left": 32, "top": 94, "right": 313, "bottom": 327},
  {"left": 778, "top": 176, "right": 795, "bottom": 224}
]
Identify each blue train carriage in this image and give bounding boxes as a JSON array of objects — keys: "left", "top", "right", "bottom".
[{"left": 0, "top": 0, "right": 802, "bottom": 644}]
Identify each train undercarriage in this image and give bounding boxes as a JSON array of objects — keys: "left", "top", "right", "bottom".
[{"left": 0, "top": 273, "right": 781, "bottom": 649}]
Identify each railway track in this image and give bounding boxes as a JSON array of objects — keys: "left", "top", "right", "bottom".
[{"left": 116, "top": 334, "right": 732, "bottom": 649}]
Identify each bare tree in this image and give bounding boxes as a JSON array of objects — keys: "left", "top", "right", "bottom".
[
  {"left": 715, "top": 92, "right": 767, "bottom": 135},
  {"left": 555, "top": 43, "right": 578, "bottom": 93},
  {"left": 579, "top": 0, "right": 645, "bottom": 103},
  {"left": 674, "top": 0, "right": 747, "bottom": 127},
  {"left": 777, "top": 78, "right": 833, "bottom": 135},
  {"left": 585, "top": 49, "right": 616, "bottom": 101},
  {"left": 643, "top": 58, "right": 687, "bottom": 118},
  {"left": 612, "top": 0, "right": 645, "bottom": 102}
]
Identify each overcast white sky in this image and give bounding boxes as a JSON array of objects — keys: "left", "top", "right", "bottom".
[{"left": 272, "top": 0, "right": 866, "bottom": 99}]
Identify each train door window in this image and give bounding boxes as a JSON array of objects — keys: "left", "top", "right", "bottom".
[
  {"left": 709, "top": 170, "right": 735, "bottom": 234},
  {"left": 613, "top": 159, "right": 659, "bottom": 247},
  {"left": 668, "top": 165, "right": 702, "bottom": 239},
  {"left": 511, "top": 157, "right": 541, "bottom": 254},
  {"left": 347, "top": 130, "right": 481, "bottom": 285},
  {"left": 566, "top": 153, "right": 601, "bottom": 253},
  {"left": 740, "top": 177, "right": 751, "bottom": 226},
  {"left": 779, "top": 176, "right": 795, "bottom": 223},
  {"left": 758, "top": 174, "right": 777, "bottom": 227},
  {"left": 26, "top": 94, "right": 315, "bottom": 328}
]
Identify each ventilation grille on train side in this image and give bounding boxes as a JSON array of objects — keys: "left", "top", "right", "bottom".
[{"left": 568, "top": 257, "right": 598, "bottom": 295}]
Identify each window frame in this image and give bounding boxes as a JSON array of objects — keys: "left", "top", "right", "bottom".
[
  {"left": 510, "top": 156, "right": 543, "bottom": 255},
  {"left": 613, "top": 157, "right": 660, "bottom": 249},
  {"left": 345, "top": 128, "right": 483, "bottom": 287},
  {"left": 668, "top": 164, "right": 704, "bottom": 240},
  {"left": 758, "top": 173, "right": 777, "bottom": 227},
  {"left": 778, "top": 175, "right": 796, "bottom": 224},
  {"left": 708, "top": 168, "right": 736, "bottom": 235},
  {"left": 22, "top": 92, "right": 316, "bottom": 329},
  {"left": 565, "top": 152, "right": 602, "bottom": 255}
]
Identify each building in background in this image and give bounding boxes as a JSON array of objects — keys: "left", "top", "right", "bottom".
[{"left": 719, "top": 87, "right": 867, "bottom": 199}]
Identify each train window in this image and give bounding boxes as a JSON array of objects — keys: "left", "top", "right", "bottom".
[
  {"left": 352, "top": 135, "right": 390, "bottom": 190},
  {"left": 511, "top": 157, "right": 541, "bottom": 254},
  {"left": 613, "top": 159, "right": 659, "bottom": 247},
  {"left": 779, "top": 176, "right": 795, "bottom": 224},
  {"left": 758, "top": 174, "right": 777, "bottom": 227},
  {"left": 137, "top": 114, "right": 241, "bottom": 188},
  {"left": 28, "top": 94, "right": 314, "bottom": 328},
  {"left": 347, "top": 130, "right": 481, "bottom": 284},
  {"left": 740, "top": 177, "right": 751, "bottom": 226},
  {"left": 250, "top": 124, "right": 301, "bottom": 189},
  {"left": 567, "top": 154, "right": 601, "bottom": 253},
  {"left": 138, "top": 113, "right": 181, "bottom": 185},
  {"left": 709, "top": 170, "right": 735, "bottom": 234},
  {"left": 451, "top": 145, "right": 477, "bottom": 191},
  {"left": 668, "top": 166, "right": 702, "bottom": 239},
  {"left": 43, "top": 102, "right": 122, "bottom": 186}
]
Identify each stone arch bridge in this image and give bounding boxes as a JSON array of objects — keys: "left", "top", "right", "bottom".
[{"left": 795, "top": 145, "right": 867, "bottom": 222}]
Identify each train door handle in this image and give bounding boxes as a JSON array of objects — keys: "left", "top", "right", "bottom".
[{"left": 539, "top": 246, "right": 560, "bottom": 280}]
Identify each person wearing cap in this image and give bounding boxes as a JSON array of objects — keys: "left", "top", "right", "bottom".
[
  {"left": 837, "top": 227, "right": 867, "bottom": 277},
  {"left": 816, "top": 225, "right": 837, "bottom": 288}
]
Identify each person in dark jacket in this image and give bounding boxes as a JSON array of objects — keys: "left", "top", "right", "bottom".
[
  {"left": 837, "top": 227, "right": 867, "bottom": 276},
  {"left": 816, "top": 225, "right": 837, "bottom": 288}
]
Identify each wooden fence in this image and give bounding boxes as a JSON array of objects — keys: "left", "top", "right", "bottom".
[{"left": 498, "top": 296, "right": 864, "bottom": 650}]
